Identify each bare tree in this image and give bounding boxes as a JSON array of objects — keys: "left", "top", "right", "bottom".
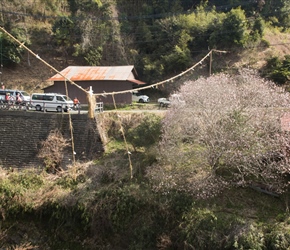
[
  {"left": 147, "top": 69, "right": 290, "bottom": 198},
  {"left": 38, "top": 129, "right": 69, "bottom": 173}
]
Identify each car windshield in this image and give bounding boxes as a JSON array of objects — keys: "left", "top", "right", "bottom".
[
  {"left": 63, "top": 96, "right": 72, "bottom": 101},
  {"left": 20, "top": 91, "right": 30, "bottom": 96}
]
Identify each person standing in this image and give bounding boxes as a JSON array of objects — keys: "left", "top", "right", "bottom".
[
  {"left": 16, "top": 93, "right": 22, "bottom": 104},
  {"left": 73, "top": 97, "right": 80, "bottom": 110},
  {"left": 5, "top": 92, "right": 10, "bottom": 102}
]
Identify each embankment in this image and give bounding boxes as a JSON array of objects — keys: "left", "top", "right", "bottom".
[{"left": 0, "top": 111, "right": 104, "bottom": 168}]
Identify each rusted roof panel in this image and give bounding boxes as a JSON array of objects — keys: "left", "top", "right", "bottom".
[
  {"left": 48, "top": 66, "right": 145, "bottom": 84},
  {"left": 128, "top": 79, "right": 146, "bottom": 85}
]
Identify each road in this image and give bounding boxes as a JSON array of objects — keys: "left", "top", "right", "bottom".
[{"left": 69, "top": 109, "right": 168, "bottom": 115}]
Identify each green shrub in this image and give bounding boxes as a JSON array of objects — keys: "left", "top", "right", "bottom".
[
  {"left": 0, "top": 179, "right": 25, "bottom": 217},
  {"left": 126, "top": 113, "right": 162, "bottom": 151},
  {"left": 9, "top": 170, "right": 44, "bottom": 189},
  {"left": 263, "top": 55, "right": 290, "bottom": 85},
  {"left": 264, "top": 222, "right": 290, "bottom": 250},
  {"left": 180, "top": 208, "right": 219, "bottom": 249},
  {"left": 0, "top": 170, "right": 44, "bottom": 218},
  {"left": 231, "top": 224, "right": 265, "bottom": 250},
  {"left": 266, "top": 230, "right": 290, "bottom": 250},
  {"left": 56, "top": 174, "right": 86, "bottom": 189}
]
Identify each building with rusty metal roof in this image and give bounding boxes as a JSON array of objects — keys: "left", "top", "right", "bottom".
[{"left": 44, "top": 65, "right": 146, "bottom": 104}]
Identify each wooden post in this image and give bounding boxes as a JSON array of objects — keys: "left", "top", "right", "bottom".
[
  {"left": 209, "top": 50, "right": 212, "bottom": 76},
  {"left": 87, "top": 86, "right": 96, "bottom": 118}
]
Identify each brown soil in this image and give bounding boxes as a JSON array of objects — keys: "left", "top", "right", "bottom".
[
  {"left": 236, "top": 29, "right": 290, "bottom": 69},
  {"left": 1, "top": 47, "right": 79, "bottom": 93}
]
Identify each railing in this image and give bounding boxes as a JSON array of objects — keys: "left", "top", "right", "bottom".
[
  {"left": 0, "top": 100, "right": 105, "bottom": 114},
  {"left": 0, "top": 100, "right": 30, "bottom": 111},
  {"left": 95, "top": 102, "right": 104, "bottom": 113}
]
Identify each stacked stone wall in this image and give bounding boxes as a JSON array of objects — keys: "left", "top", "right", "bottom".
[{"left": 0, "top": 111, "right": 104, "bottom": 168}]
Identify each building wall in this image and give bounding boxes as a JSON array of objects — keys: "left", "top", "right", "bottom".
[
  {"left": 0, "top": 111, "right": 104, "bottom": 168},
  {"left": 44, "top": 80, "right": 133, "bottom": 104}
]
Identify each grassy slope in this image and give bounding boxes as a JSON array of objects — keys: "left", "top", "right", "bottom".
[{"left": 0, "top": 111, "right": 289, "bottom": 249}]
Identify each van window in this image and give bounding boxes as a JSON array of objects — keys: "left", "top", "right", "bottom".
[
  {"left": 32, "top": 94, "right": 54, "bottom": 101},
  {"left": 16, "top": 91, "right": 29, "bottom": 96},
  {"left": 44, "top": 95, "right": 54, "bottom": 101},
  {"left": 63, "top": 96, "right": 72, "bottom": 101},
  {"left": 32, "top": 95, "right": 41, "bottom": 100},
  {"left": 56, "top": 96, "right": 64, "bottom": 101}
]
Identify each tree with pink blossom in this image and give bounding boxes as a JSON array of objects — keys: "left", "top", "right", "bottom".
[{"left": 147, "top": 69, "right": 290, "bottom": 199}]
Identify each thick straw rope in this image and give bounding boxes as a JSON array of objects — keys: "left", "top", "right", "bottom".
[
  {"left": 0, "top": 26, "right": 227, "bottom": 179},
  {"left": 112, "top": 94, "right": 133, "bottom": 179},
  {"left": 0, "top": 26, "right": 226, "bottom": 98},
  {"left": 64, "top": 79, "right": 76, "bottom": 165}
]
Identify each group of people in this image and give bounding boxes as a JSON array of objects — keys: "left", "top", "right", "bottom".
[
  {"left": 5, "top": 93, "right": 23, "bottom": 104},
  {"left": 3, "top": 91, "right": 81, "bottom": 110}
]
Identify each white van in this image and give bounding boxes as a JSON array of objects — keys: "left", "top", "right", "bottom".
[
  {"left": 11, "top": 90, "right": 31, "bottom": 102},
  {"left": 31, "top": 93, "right": 73, "bottom": 112}
]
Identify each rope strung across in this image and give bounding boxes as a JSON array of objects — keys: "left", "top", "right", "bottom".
[
  {"left": 0, "top": 26, "right": 227, "bottom": 98},
  {"left": 0, "top": 25, "right": 227, "bottom": 178},
  {"left": 93, "top": 49, "right": 227, "bottom": 98}
]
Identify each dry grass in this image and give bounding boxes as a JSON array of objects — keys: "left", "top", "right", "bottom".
[
  {"left": 37, "top": 129, "right": 69, "bottom": 172},
  {"left": 233, "top": 28, "right": 290, "bottom": 70}
]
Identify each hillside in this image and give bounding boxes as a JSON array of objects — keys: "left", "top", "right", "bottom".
[
  {"left": 2, "top": 27, "right": 290, "bottom": 96},
  {"left": 2, "top": 0, "right": 290, "bottom": 95},
  {"left": 237, "top": 29, "right": 290, "bottom": 68},
  {"left": 2, "top": 46, "right": 80, "bottom": 93},
  {"left": 1, "top": 2, "right": 290, "bottom": 249}
]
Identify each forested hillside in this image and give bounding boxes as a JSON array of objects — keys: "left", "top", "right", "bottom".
[
  {"left": 1, "top": 1, "right": 290, "bottom": 249},
  {"left": 1, "top": 0, "right": 290, "bottom": 92}
]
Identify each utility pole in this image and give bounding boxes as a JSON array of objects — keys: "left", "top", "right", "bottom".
[{"left": 209, "top": 50, "right": 212, "bottom": 76}]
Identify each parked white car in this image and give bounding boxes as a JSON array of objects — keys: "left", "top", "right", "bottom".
[
  {"left": 158, "top": 97, "right": 170, "bottom": 107},
  {"left": 132, "top": 91, "right": 149, "bottom": 103}
]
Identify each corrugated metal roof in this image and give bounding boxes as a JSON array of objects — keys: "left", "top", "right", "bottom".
[
  {"left": 48, "top": 66, "right": 145, "bottom": 84},
  {"left": 128, "top": 79, "right": 146, "bottom": 85}
]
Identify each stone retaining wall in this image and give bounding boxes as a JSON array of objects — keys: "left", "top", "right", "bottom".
[{"left": 0, "top": 111, "right": 104, "bottom": 168}]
